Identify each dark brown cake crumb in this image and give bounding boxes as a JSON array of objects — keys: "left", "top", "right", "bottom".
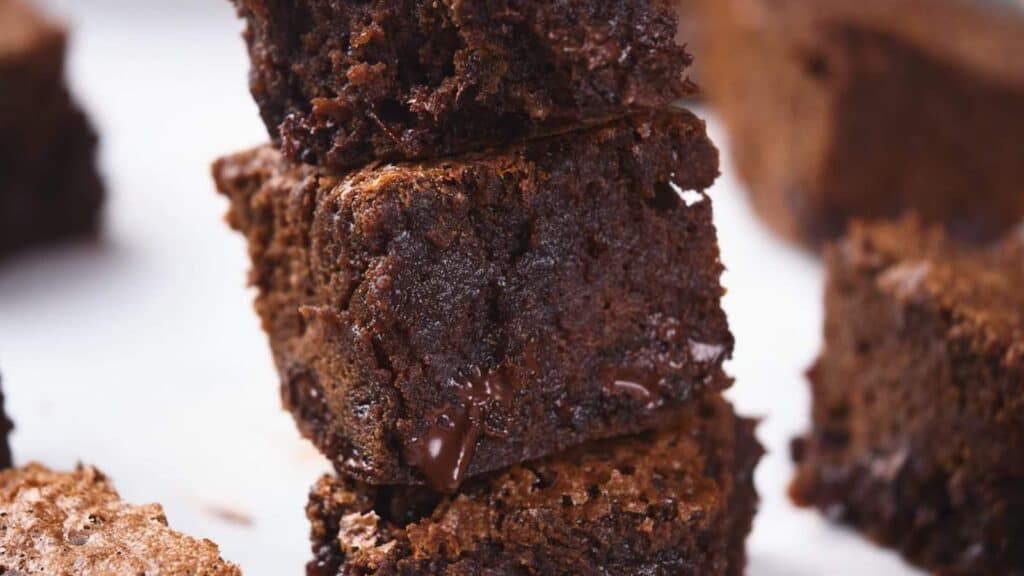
[
  {"left": 699, "top": 0, "right": 1024, "bottom": 247},
  {"left": 215, "top": 109, "right": 730, "bottom": 490},
  {"left": 0, "top": 464, "right": 241, "bottom": 575},
  {"left": 307, "top": 395, "right": 761, "bottom": 576},
  {"left": 0, "top": 0, "right": 103, "bottom": 259},
  {"left": 229, "top": 0, "right": 696, "bottom": 171},
  {"left": 791, "top": 218, "right": 1024, "bottom": 574}
]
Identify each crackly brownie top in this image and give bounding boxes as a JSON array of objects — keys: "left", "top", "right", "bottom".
[
  {"left": 0, "top": 0, "right": 62, "bottom": 58},
  {"left": 0, "top": 464, "right": 241, "bottom": 575},
  {"left": 307, "top": 396, "right": 760, "bottom": 574},
  {"left": 838, "top": 219, "right": 1024, "bottom": 357}
]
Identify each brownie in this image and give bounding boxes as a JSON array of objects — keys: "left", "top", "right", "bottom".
[
  {"left": 215, "top": 109, "right": 730, "bottom": 490},
  {"left": 0, "top": 379, "right": 11, "bottom": 470},
  {"left": 0, "top": 463, "right": 241, "bottom": 574},
  {"left": 307, "top": 395, "right": 761, "bottom": 576},
  {"left": 0, "top": 0, "right": 103, "bottom": 259},
  {"left": 790, "top": 219, "right": 1024, "bottom": 574},
  {"left": 699, "top": 0, "right": 1024, "bottom": 247},
  {"left": 229, "top": 0, "right": 696, "bottom": 171}
]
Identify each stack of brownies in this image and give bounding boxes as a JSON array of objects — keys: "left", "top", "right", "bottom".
[{"left": 215, "top": 1, "right": 762, "bottom": 573}]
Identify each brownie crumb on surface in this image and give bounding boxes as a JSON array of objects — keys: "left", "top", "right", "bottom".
[
  {"left": 699, "top": 0, "right": 1024, "bottom": 248},
  {"left": 307, "top": 395, "right": 762, "bottom": 576},
  {"left": 215, "top": 109, "right": 731, "bottom": 491},
  {"left": 0, "top": 463, "right": 241, "bottom": 575},
  {"left": 0, "top": 0, "right": 103, "bottom": 259},
  {"left": 229, "top": 0, "right": 696, "bottom": 171},
  {"left": 791, "top": 219, "right": 1024, "bottom": 574}
]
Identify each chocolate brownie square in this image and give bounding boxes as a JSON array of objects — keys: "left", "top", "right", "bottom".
[
  {"left": 699, "top": 0, "right": 1024, "bottom": 247},
  {"left": 229, "top": 0, "right": 696, "bottom": 171},
  {"left": 791, "top": 219, "right": 1024, "bottom": 574},
  {"left": 215, "top": 109, "right": 730, "bottom": 490},
  {"left": 307, "top": 395, "right": 761, "bottom": 576},
  {"left": 0, "top": 463, "right": 240, "bottom": 574},
  {"left": 0, "top": 0, "right": 103, "bottom": 258}
]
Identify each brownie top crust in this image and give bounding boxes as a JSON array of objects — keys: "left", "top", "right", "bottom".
[
  {"left": 230, "top": 0, "right": 695, "bottom": 170},
  {"left": 839, "top": 219, "right": 1024, "bottom": 356},
  {"left": 307, "top": 395, "right": 762, "bottom": 576},
  {"left": 0, "top": 464, "right": 241, "bottom": 575}
]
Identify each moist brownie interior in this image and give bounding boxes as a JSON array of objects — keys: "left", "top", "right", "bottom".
[{"left": 215, "top": 109, "right": 730, "bottom": 490}]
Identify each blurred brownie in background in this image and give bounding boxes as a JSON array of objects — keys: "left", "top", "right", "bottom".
[
  {"left": 791, "top": 219, "right": 1024, "bottom": 574},
  {"left": 0, "top": 463, "right": 240, "bottom": 574},
  {"left": 698, "top": 0, "right": 1024, "bottom": 248},
  {"left": 229, "top": 0, "right": 696, "bottom": 171},
  {"left": 0, "top": 0, "right": 103, "bottom": 260},
  {"left": 307, "top": 396, "right": 761, "bottom": 576},
  {"left": 214, "top": 110, "right": 730, "bottom": 491}
]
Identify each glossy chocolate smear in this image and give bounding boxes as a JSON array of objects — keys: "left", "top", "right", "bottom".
[{"left": 404, "top": 353, "right": 537, "bottom": 492}]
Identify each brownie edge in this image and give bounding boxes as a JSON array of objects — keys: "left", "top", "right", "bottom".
[
  {"left": 307, "top": 395, "right": 762, "bottom": 576},
  {"left": 215, "top": 109, "right": 731, "bottom": 490},
  {"left": 0, "top": 464, "right": 241, "bottom": 575},
  {"left": 0, "top": 379, "right": 11, "bottom": 469}
]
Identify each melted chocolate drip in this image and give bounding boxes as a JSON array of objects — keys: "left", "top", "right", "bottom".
[{"left": 404, "top": 349, "right": 539, "bottom": 492}]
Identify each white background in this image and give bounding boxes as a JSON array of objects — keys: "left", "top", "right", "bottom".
[{"left": 0, "top": 2, "right": 922, "bottom": 574}]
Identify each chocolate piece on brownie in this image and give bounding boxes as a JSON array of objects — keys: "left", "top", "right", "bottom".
[
  {"left": 699, "top": 0, "right": 1024, "bottom": 247},
  {"left": 307, "top": 395, "right": 761, "bottom": 576},
  {"left": 215, "top": 109, "right": 729, "bottom": 490},
  {"left": 0, "top": 463, "right": 240, "bottom": 574},
  {"left": 229, "top": 0, "right": 696, "bottom": 171},
  {"left": 0, "top": 0, "right": 103, "bottom": 258},
  {"left": 791, "top": 219, "right": 1024, "bottom": 574}
]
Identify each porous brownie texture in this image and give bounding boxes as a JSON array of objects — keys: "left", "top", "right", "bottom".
[
  {"left": 230, "top": 0, "right": 696, "bottom": 171},
  {"left": 0, "top": 463, "right": 240, "bottom": 575},
  {"left": 215, "top": 110, "right": 730, "bottom": 490},
  {"left": 700, "top": 0, "right": 1024, "bottom": 248},
  {"left": 307, "top": 395, "right": 761, "bottom": 576},
  {"left": 0, "top": 0, "right": 103, "bottom": 258},
  {"left": 791, "top": 219, "right": 1024, "bottom": 574}
]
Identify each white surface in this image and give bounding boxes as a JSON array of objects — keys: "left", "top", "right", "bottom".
[{"left": 0, "top": 2, "right": 923, "bottom": 574}]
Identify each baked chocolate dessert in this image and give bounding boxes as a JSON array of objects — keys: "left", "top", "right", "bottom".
[
  {"left": 0, "top": 0, "right": 103, "bottom": 259},
  {"left": 791, "top": 219, "right": 1024, "bottom": 574},
  {"left": 229, "top": 0, "right": 696, "bottom": 171},
  {"left": 699, "top": 0, "right": 1024, "bottom": 247},
  {"left": 0, "top": 380, "right": 11, "bottom": 469},
  {"left": 215, "top": 109, "right": 730, "bottom": 490},
  {"left": 308, "top": 395, "right": 761, "bottom": 576},
  {"left": 0, "top": 463, "right": 240, "bottom": 575}
]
